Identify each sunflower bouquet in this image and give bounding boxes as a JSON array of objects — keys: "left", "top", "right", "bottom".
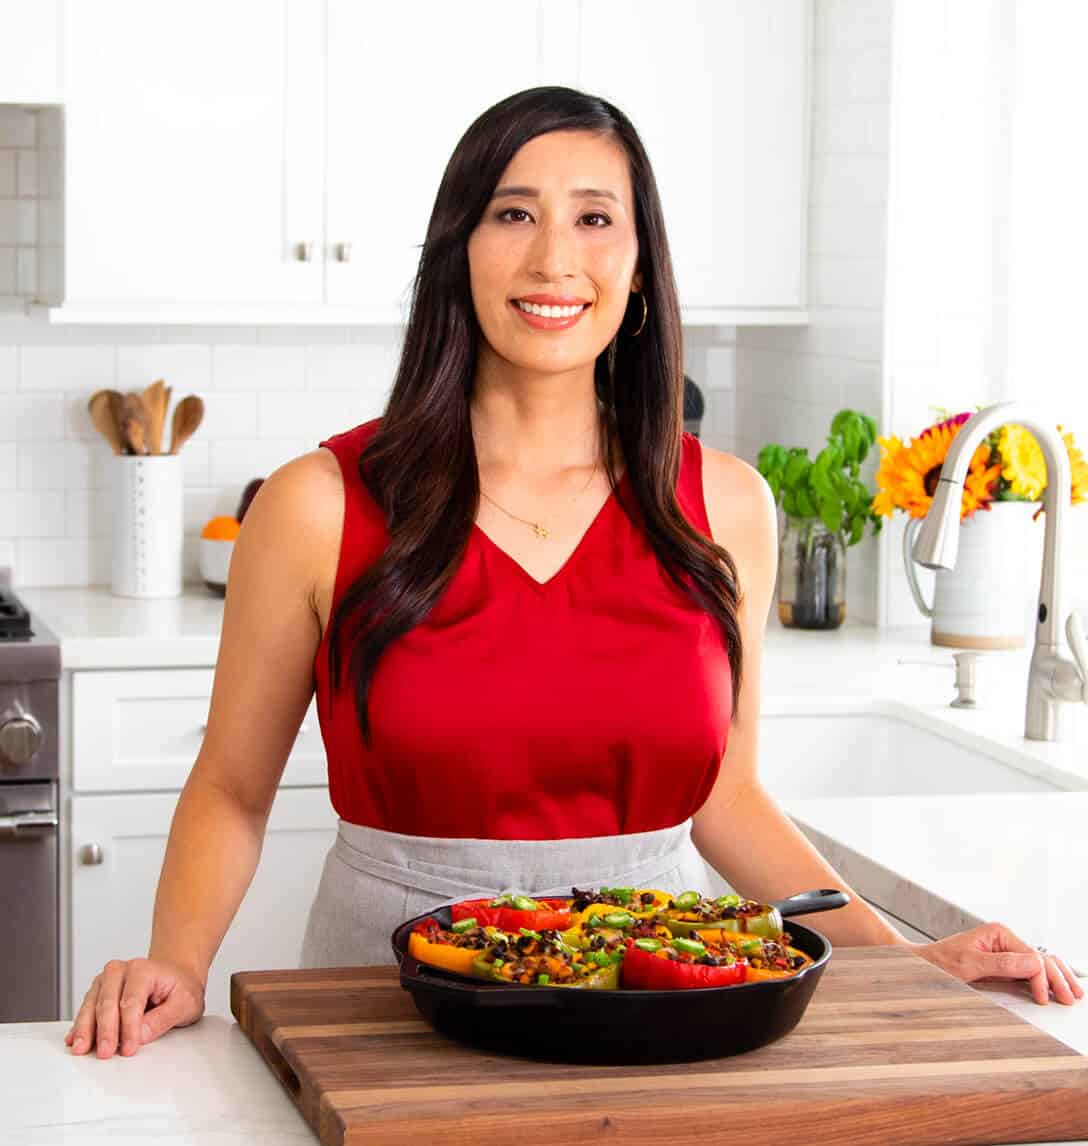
[{"left": 872, "top": 409, "right": 1088, "bottom": 523}]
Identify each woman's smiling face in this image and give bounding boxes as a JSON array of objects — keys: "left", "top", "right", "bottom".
[{"left": 467, "top": 129, "right": 642, "bottom": 375}]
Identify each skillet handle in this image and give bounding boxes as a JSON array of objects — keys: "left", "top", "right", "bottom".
[
  {"left": 771, "top": 888, "right": 851, "bottom": 917},
  {"left": 402, "top": 960, "right": 562, "bottom": 1009}
]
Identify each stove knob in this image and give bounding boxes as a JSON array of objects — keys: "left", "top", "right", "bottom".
[{"left": 0, "top": 712, "right": 44, "bottom": 766}]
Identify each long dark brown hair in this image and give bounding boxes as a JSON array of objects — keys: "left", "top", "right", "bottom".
[{"left": 326, "top": 86, "right": 743, "bottom": 745}]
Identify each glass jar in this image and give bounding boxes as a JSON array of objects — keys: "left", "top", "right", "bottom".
[{"left": 777, "top": 516, "right": 847, "bottom": 630}]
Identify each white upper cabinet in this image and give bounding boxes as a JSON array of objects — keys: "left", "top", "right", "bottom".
[
  {"left": 47, "top": 0, "right": 810, "bottom": 323},
  {"left": 324, "top": 1, "right": 565, "bottom": 314},
  {"left": 0, "top": 0, "right": 65, "bottom": 102},
  {"left": 579, "top": 0, "right": 810, "bottom": 315},
  {"left": 62, "top": 0, "right": 324, "bottom": 311}
]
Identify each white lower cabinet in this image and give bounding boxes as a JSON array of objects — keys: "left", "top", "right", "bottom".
[{"left": 70, "top": 787, "right": 338, "bottom": 1018}]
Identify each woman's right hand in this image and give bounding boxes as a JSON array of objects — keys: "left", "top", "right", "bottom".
[{"left": 64, "top": 957, "right": 206, "bottom": 1058}]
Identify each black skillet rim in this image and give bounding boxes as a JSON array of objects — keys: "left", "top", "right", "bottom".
[{"left": 391, "top": 898, "right": 832, "bottom": 1000}]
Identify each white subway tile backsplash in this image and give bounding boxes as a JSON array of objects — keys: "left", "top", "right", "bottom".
[
  {"left": 810, "top": 206, "right": 888, "bottom": 258},
  {"left": 0, "top": 344, "right": 15, "bottom": 389},
  {"left": 0, "top": 108, "right": 36, "bottom": 149},
  {"left": 809, "top": 255, "right": 885, "bottom": 310},
  {"left": 0, "top": 152, "right": 16, "bottom": 196},
  {"left": 15, "top": 150, "right": 37, "bottom": 198},
  {"left": 15, "top": 537, "right": 92, "bottom": 586},
  {"left": 0, "top": 491, "right": 13, "bottom": 537},
  {"left": 305, "top": 342, "right": 401, "bottom": 391},
  {"left": 0, "top": 393, "right": 65, "bottom": 439},
  {"left": 810, "top": 155, "right": 889, "bottom": 208},
  {"left": 0, "top": 200, "right": 36, "bottom": 245},
  {"left": 209, "top": 439, "right": 312, "bottom": 489},
  {"left": 0, "top": 443, "right": 14, "bottom": 490},
  {"left": 212, "top": 344, "right": 305, "bottom": 390},
  {"left": 117, "top": 344, "right": 212, "bottom": 395},
  {"left": 20, "top": 344, "right": 114, "bottom": 391},
  {"left": 197, "top": 391, "right": 258, "bottom": 439},
  {"left": 15, "top": 490, "right": 64, "bottom": 537}
]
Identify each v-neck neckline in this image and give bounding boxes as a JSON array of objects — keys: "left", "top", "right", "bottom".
[{"left": 472, "top": 468, "right": 629, "bottom": 592}]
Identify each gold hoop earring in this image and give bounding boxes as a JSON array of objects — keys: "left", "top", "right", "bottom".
[{"left": 628, "top": 290, "right": 647, "bottom": 337}]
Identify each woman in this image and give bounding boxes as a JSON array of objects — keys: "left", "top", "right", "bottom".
[{"left": 66, "top": 87, "right": 1081, "bottom": 1059}]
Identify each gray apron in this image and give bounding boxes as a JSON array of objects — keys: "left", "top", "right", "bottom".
[{"left": 300, "top": 816, "right": 735, "bottom": 968}]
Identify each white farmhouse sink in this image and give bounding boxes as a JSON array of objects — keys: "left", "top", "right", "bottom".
[{"left": 758, "top": 710, "right": 1060, "bottom": 799}]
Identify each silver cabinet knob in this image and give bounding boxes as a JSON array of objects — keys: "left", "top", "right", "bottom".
[
  {"left": 0, "top": 712, "right": 43, "bottom": 767},
  {"left": 335, "top": 242, "right": 352, "bottom": 263},
  {"left": 79, "top": 843, "right": 104, "bottom": 866},
  {"left": 295, "top": 241, "right": 315, "bottom": 262}
]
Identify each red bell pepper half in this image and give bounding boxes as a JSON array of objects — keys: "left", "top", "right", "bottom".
[
  {"left": 621, "top": 936, "right": 748, "bottom": 990},
  {"left": 451, "top": 893, "right": 572, "bottom": 932}
]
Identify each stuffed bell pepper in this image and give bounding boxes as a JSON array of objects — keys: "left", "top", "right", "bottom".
[
  {"left": 471, "top": 927, "right": 619, "bottom": 989},
  {"left": 451, "top": 893, "right": 572, "bottom": 932},
  {"left": 407, "top": 916, "right": 503, "bottom": 975},
  {"left": 696, "top": 928, "right": 814, "bottom": 981},
  {"left": 621, "top": 934, "right": 748, "bottom": 990},
  {"left": 570, "top": 886, "right": 672, "bottom": 923},
  {"left": 656, "top": 891, "right": 784, "bottom": 939}
]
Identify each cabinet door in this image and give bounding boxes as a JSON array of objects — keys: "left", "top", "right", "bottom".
[
  {"left": 63, "top": 0, "right": 323, "bottom": 307},
  {"left": 579, "top": 0, "right": 810, "bottom": 312},
  {"left": 70, "top": 789, "right": 338, "bottom": 1018},
  {"left": 71, "top": 669, "right": 326, "bottom": 792},
  {"left": 324, "top": 1, "right": 562, "bottom": 313},
  {"left": 0, "top": 0, "right": 65, "bottom": 100}
]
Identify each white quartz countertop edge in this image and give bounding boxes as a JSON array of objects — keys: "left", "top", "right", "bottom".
[{"left": 2, "top": 990, "right": 1086, "bottom": 1146}]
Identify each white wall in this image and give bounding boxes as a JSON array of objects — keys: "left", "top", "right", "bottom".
[
  {"left": 721, "top": 0, "right": 893, "bottom": 625},
  {"left": 881, "top": 0, "right": 1088, "bottom": 623}
]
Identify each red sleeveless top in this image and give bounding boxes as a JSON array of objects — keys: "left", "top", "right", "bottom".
[{"left": 312, "top": 418, "right": 732, "bottom": 840}]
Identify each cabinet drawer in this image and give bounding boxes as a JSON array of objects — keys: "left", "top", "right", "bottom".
[{"left": 72, "top": 669, "right": 325, "bottom": 792}]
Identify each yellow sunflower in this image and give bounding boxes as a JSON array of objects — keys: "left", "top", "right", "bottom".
[
  {"left": 871, "top": 420, "right": 1001, "bottom": 522},
  {"left": 996, "top": 424, "right": 1046, "bottom": 500},
  {"left": 994, "top": 423, "right": 1088, "bottom": 506},
  {"left": 1064, "top": 427, "right": 1088, "bottom": 505}
]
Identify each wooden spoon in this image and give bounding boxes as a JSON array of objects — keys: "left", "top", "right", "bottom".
[
  {"left": 107, "top": 391, "right": 130, "bottom": 454},
  {"left": 121, "top": 392, "right": 150, "bottom": 456},
  {"left": 87, "top": 390, "right": 125, "bottom": 454},
  {"left": 141, "top": 378, "right": 167, "bottom": 455},
  {"left": 169, "top": 395, "right": 204, "bottom": 455}
]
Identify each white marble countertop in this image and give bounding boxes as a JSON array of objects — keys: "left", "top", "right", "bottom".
[
  {"left": 9, "top": 586, "right": 1088, "bottom": 1142},
  {"left": 1, "top": 990, "right": 1084, "bottom": 1146}
]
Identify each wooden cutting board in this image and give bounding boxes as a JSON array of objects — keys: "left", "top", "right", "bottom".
[{"left": 231, "top": 947, "right": 1088, "bottom": 1146}]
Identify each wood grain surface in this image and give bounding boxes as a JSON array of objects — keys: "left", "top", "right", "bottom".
[{"left": 231, "top": 947, "right": 1088, "bottom": 1145}]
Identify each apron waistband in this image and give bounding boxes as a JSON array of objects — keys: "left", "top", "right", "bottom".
[{"left": 331, "top": 819, "right": 695, "bottom": 911}]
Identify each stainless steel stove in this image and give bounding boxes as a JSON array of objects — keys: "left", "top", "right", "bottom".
[{"left": 0, "top": 566, "right": 62, "bottom": 1021}]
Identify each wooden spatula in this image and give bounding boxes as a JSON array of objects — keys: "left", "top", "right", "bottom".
[
  {"left": 87, "top": 390, "right": 125, "bottom": 454},
  {"left": 169, "top": 395, "right": 204, "bottom": 455}
]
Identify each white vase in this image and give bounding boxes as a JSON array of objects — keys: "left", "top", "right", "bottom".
[
  {"left": 110, "top": 455, "right": 184, "bottom": 599},
  {"left": 902, "top": 500, "right": 1038, "bottom": 648}
]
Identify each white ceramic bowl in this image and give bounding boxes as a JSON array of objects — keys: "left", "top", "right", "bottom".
[{"left": 199, "top": 537, "right": 235, "bottom": 594}]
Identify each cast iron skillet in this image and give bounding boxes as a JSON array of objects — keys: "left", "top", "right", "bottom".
[{"left": 391, "top": 887, "right": 850, "bottom": 1064}]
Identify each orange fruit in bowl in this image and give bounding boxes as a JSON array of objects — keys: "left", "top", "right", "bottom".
[{"left": 201, "top": 515, "right": 240, "bottom": 542}]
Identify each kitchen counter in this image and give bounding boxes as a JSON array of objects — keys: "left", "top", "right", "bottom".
[
  {"left": 7, "top": 586, "right": 1088, "bottom": 1142},
  {"left": 2, "top": 984, "right": 1086, "bottom": 1146}
]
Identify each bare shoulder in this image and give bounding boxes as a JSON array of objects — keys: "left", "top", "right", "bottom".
[
  {"left": 238, "top": 447, "right": 344, "bottom": 617},
  {"left": 698, "top": 442, "right": 777, "bottom": 556}
]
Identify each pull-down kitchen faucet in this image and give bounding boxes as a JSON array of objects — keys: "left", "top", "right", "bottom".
[{"left": 911, "top": 402, "right": 1088, "bottom": 741}]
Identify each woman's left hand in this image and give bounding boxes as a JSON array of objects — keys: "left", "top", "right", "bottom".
[{"left": 908, "top": 922, "right": 1085, "bottom": 1005}]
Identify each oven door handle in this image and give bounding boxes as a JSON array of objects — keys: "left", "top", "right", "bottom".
[{"left": 0, "top": 811, "right": 58, "bottom": 838}]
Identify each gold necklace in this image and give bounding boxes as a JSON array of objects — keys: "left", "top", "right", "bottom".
[{"left": 479, "top": 463, "right": 600, "bottom": 540}]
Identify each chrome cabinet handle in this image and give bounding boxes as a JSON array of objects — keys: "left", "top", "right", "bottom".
[
  {"left": 0, "top": 811, "right": 57, "bottom": 838},
  {"left": 335, "top": 242, "right": 352, "bottom": 263},
  {"left": 295, "top": 241, "right": 315, "bottom": 262},
  {"left": 79, "top": 843, "right": 104, "bottom": 865}
]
